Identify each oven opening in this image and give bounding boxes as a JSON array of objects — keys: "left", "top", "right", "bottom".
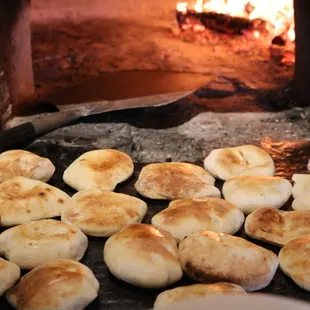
[{"left": 1, "top": 1, "right": 309, "bottom": 128}]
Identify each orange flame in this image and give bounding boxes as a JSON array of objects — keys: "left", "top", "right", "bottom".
[
  {"left": 176, "top": 0, "right": 295, "bottom": 42},
  {"left": 253, "top": 30, "right": 260, "bottom": 39},
  {"left": 177, "top": 2, "right": 188, "bottom": 13}
]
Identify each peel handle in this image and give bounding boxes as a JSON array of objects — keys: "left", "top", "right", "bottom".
[{"left": 0, "top": 111, "right": 81, "bottom": 152}]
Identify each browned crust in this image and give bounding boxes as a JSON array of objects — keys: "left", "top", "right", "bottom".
[
  {"left": 157, "top": 198, "right": 237, "bottom": 226},
  {"left": 7, "top": 260, "right": 85, "bottom": 309}
]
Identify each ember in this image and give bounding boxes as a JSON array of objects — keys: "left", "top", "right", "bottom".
[{"left": 176, "top": 0, "right": 295, "bottom": 45}]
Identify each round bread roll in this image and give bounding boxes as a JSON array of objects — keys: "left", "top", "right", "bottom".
[
  {"left": 0, "top": 150, "right": 55, "bottom": 183},
  {"left": 154, "top": 283, "right": 246, "bottom": 309},
  {"left": 292, "top": 174, "right": 310, "bottom": 198},
  {"left": 153, "top": 295, "right": 310, "bottom": 310},
  {"left": 103, "top": 224, "right": 183, "bottom": 288},
  {"left": 134, "top": 162, "right": 220, "bottom": 200},
  {"left": 222, "top": 176, "right": 292, "bottom": 214},
  {"left": 151, "top": 197, "right": 244, "bottom": 241},
  {"left": 203, "top": 145, "right": 275, "bottom": 181},
  {"left": 0, "top": 219, "right": 88, "bottom": 269},
  {"left": 279, "top": 237, "right": 310, "bottom": 291},
  {"left": 0, "top": 258, "right": 20, "bottom": 297},
  {"left": 6, "top": 259, "right": 100, "bottom": 310},
  {"left": 179, "top": 231, "right": 278, "bottom": 292},
  {"left": 0, "top": 176, "right": 71, "bottom": 226},
  {"left": 61, "top": 189, "right": 147, "bottom": 237},
  {"left": 63, "top": 149, "right": 134, "bottom": 191},
  {"left": 245, "top": 207, "right": 310, "bottom": 246},
  {"left": 292, "top": 192, "right": 310, "bottom": 211}
]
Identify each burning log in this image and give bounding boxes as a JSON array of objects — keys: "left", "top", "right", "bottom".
[
  {"left": 176, "top": 10, "right": 254, "bottom": 35},
  {"left": 175, "top": 3, "right": 293, "bottom": 47},
  {"left": 272, "top": 34, "right": 287, "bottom": 47}
]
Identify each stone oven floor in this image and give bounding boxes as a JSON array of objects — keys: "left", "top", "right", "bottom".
[
  {"left": 3, "top": 102, "right": 310, "bottom": 310},
  {"left": 9, "top": 87, "right": 310, "bottom": 167}
]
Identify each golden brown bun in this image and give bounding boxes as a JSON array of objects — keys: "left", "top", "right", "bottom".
[
  {"left": 0, "top": 150, "right": 55, "bottom": 183},
  {"left": 0, "top": 177, "right": 71, "bottom": 226},
  {"left": 63, "top": 149, "right": 134, "bottom": 191},
  {"left": 152, "top": 197, "right": 244, "bottom": 241},
  {"left": 179, "top": 231, "right": 278, "bottom": 292},
  {"left": 135, "top": 162, "right": 220, "bottom": 200},
  {"left": 204, "top": 145, "right": 275, "bottom": 181},
  {"left": 154, "top": 283, "right": 246, "bottom": 309},
  {"left": 222, "top": 176, "right": 292, "bottom": 214},
  {"left": 61, "top": 189, "right": 147, "bottom": 237},
  {"left": 245, "top": 208, "right": 310, "bottom": 246},
  {"left": 6, "top": 259, "right": 99, "bottom": 310},
  {"left": 103, "top": 224, "right": 183, "bottom": 288},
  {"left": 279, "top": 237, "right": 310, "bottom": 291},
  {"left": 0, "top": 258, "right": 20, "bottom": 297},
  {"left": 0, "top": 219, "right": 88, "bottom": 269},
  {"left": 292, "top": 174, "right": 310, "bottom": 210}
]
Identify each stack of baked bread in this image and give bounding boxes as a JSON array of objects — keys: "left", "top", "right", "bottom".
[{"left": 0, "top": 145, "right": 309, "bottom": 310}]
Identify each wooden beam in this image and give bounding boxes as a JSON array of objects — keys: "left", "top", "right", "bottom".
[
  {"left": 0, "top": 0, "right": 36, "bottom": 127},
  {"left": 294, "top": 0, "right": 310, "bottom": 105}
]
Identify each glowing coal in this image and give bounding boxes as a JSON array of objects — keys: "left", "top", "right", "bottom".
[{"left": 176, "top": 0, "right": 294, "bottom": 45}]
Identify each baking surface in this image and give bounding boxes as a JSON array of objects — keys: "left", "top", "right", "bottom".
[
  {"left": 1, "top": 141, "right": 310, "bottom": 309},
  {"left": 44, "top": 70, "right": 214, "bottom": 105}
]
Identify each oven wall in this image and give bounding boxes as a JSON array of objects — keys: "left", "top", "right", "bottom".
[
  {"left": 31, "top": 0, "right": 177, "bottom": 23},
  {"left": 28, "top": 0, "right": 297, "bottom": 112}
]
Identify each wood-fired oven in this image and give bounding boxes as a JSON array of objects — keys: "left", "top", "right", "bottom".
[
  {"left": 0, "top": 0, "right": 309, "bottom": 129},
  {"left": 0, "top": 2, "right": 310, "bottom": 310}
]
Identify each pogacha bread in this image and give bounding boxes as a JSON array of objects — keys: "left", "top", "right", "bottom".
[
  {"left": 292, "top": 192, "right": 310, "bottom": 211},
  {"left": 279, "top": 237, "right": 310, "bottom": 292},
  {"left": 291, "top": 174, "right": 310, "bottom": 211},
  {"left": 6, "top": 259, "right": 100, "bottom": 310},
  {"left": 292, "top": 174, "right": 310, "bottom": 198},
  {"left": 62, "top": 189, "right": 147, "bottom": 237},
  {"left": 0, "top": 150, "right": 55, "bottom": 183},
  {"left": 0, "top": 258, "right": 20, "bottom": 297},
  {"left": 134, "top": 162, "right": 220, "bottom": 200},
  {"left": 245, "top": 207, "right": 310, "bottom": 246},
  {"left": 103, "top": 224, "right": 183, "bottom": 288},
  {"left": 63, "top": 149, "right": 134, "bottom": 191},
  {"left": 222, "top": 176, "right": 292, "bottom": 214},
  {"left": 203, "top": 145, "right": 275, "bottom": 181},
  {"left": 0, "top": 176, "right": 71, "bottom": 226},
  {"left": 179, "top": 231, "right": 278, "bottom": 292},
  {"left": 0, "top": 219, "right": 88, "bottom": 269},
  {"left": 154, "top": 283, "right": 246, "bottom": 309},
  {"left": 151, "top": 197, "right": 244, "bottom": 241}
]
